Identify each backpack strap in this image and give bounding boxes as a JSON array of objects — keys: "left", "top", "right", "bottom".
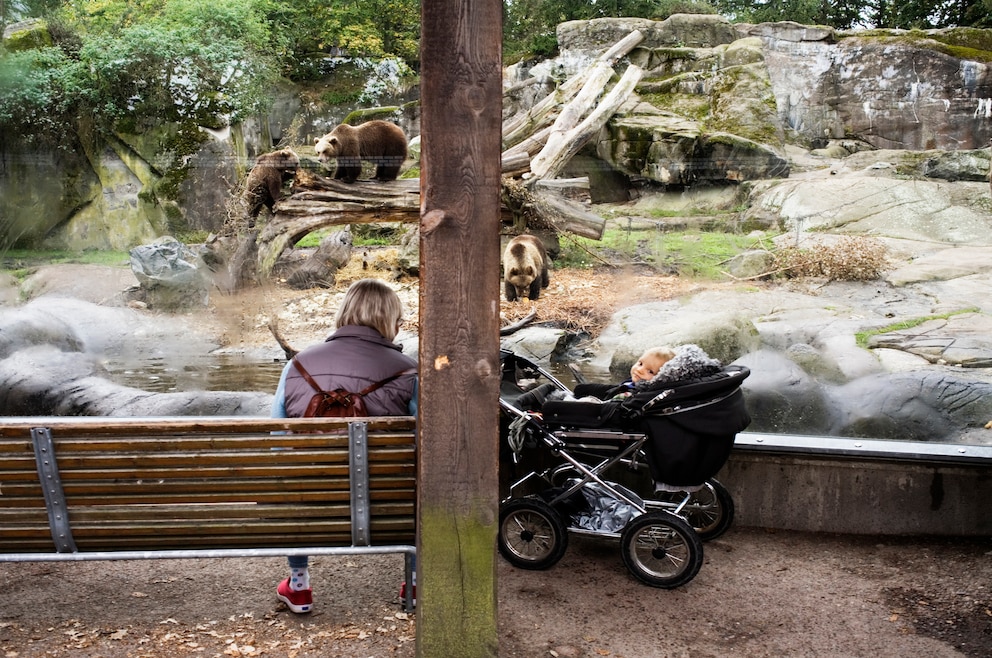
[
  {"left": 357, "top": 367, "right": 417, "bottom": 396},
  {"left": 292, "top": 357, "right": 415, "bottom": 396},
  {"left": 291, "top": 357, "right": 326, "bottom": 394}
]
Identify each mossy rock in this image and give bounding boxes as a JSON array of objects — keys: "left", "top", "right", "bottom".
[{"left": 2, "top": 19, "right": 53, "bottom": 52}]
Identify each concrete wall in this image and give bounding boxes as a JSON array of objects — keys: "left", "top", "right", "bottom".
[{"left": 719, "top": 433, "right": 992, "bottom": 536}]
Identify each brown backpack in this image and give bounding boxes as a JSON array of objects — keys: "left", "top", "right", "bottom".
[{"left": 292, "top": 357, "right": 413, "bottom": 417}]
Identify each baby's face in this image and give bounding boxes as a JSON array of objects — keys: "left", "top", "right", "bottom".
[{"left": 630, "top": 354, "right": 666, "bottom": 383}]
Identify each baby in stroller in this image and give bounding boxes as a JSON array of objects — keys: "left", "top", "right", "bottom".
[
  {"left": 514, "top": 344, "right": 718, "bottom": 410},
  {"left": 498, "top": 345, "right": 751, "bottom": 588}
]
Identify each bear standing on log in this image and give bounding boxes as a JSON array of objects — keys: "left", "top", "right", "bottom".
[
  {"left": 243, "top": 148, "right": 300, "bottom": 225},
  {"left": 314, "top": 120, "right": 408, "bottom": 183},
  {"left": 503, "top": 234, "right": 550, "bottom": 302}
]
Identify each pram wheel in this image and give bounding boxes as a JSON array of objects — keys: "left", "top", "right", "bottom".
[
  {"left": 652, "top": 478, "right": 735, "bottom": 541},
  {"left": 620, "top": 510, "right": 703, "bottom": 589},
  {"left": 498, "top": 497, "right": 569, "bottom": 570}
]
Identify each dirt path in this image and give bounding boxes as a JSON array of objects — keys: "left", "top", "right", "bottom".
[{"left": 1, "top": 527, "right": 989, "bottom": 657}]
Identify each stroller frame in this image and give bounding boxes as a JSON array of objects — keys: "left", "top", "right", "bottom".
[{"left": 498, "top": 350, "right": 749, "bottom": 588}]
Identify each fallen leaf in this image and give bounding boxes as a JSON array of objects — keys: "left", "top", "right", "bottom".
[{"left": 889, "top": 614, "right": 899, "bottom": 622}]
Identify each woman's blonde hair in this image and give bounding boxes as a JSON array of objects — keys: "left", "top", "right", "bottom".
[{"left": 335, "top": 279, "right": 405, "bottom": 341}]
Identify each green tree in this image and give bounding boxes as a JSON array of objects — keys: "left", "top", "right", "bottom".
[
  {"left": 714, "top": 0, "right": 990, "bottom": 28},
  {"left": 258, "top": 0, "right": 420, "bottom": 76},
  {"left": 503, "top": 0, "right": 717, "bottom": 61},
  {"left": 0, "top": 0, "right": 61, "bottom": 33}
]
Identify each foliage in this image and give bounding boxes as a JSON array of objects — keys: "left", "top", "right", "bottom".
[
  {"left": 503, "top": 0, "right": 717, "bottom": 61},
  {"left": 775, "top": 236, "right": 889, "bottom": 281},
  {"left": 0, "top": 0, "right": 61, "bottom": 34},
  {"left": 68, "top": 0, "right": 278, "bottom": 126},
  {"left": 0, "top": 46, "right": 73, "bottom": 139},
  {"left": 0, "top": 0, "right": 281, "bottom": 144},
  {"left": 266, "top": 0, "right": 420, "bottom": 76},
  {"left": 711, "top": 0, "right": 991, "bottom": 29}
]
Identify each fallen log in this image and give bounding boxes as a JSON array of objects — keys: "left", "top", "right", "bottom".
[
  {"left": 501, "top": 151, "right": 532, "bottom": 176},
  {"left": 499, "top": 309, "right": 537, "bottom": 336},
  {"left": 533, "top": 190, "right": 606, "bottom": 240},
  {"left": 501, "top": 29, "right": 644, "bottom": 148},
  {"left": 529, "top": 64, "right": 644, "bottom": 182},
  {"left": 258, "top": 178, "right": 421, "bottom": 276}
]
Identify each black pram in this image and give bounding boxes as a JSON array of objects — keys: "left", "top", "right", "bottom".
[{"left": 498, "top": 348, "right": 750, "bottom": 588}]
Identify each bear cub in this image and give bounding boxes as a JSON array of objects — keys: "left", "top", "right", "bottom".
[
  {"left": 314, "top": 120, "right": 408, "bottom": 183},
  {"left": 243, "top": 148, "right": 300, "bottom": 223},
  {"left": 503, "top": 234, "right": 550, "bottom": 302}
]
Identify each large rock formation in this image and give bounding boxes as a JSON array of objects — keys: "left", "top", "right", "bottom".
[{"left": 514, "top": 15, "right": 992, "bottom": 189}]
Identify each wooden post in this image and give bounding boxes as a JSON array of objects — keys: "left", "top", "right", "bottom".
[{"left": 418, "top": 0, "right": 502, "bottom": 656}]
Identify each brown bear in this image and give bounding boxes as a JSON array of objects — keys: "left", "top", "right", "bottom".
[
  {"left": 503, "top": 234, "right": 550, "bottom": 302},
  {"left": 313, "top": 120, "right": 407, "bottom": 183},
  {"left": 243, "top": 148, "right": 300, "bottom": 223}
]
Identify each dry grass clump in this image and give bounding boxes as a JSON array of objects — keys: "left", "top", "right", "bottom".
[
  {"left": 500, "top": 267, "right": 711, "bottom": 335},
  {"left": 776, "top": 236, "right": 889, "bottom": 281}
]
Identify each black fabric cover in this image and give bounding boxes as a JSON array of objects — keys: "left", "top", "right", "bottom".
[
  {"left": 638, "top": 387, "right": 750, "bottom": 485},
  {"left": 542, "top": 366, "right": 752, "bottom": 486}
]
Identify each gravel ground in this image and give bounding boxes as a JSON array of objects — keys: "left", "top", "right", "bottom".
[{"left": 1, "top": 527, "right": 989, "bottom": 657}]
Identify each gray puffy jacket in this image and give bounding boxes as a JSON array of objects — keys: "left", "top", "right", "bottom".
[{"left": 283, "top": 325, "right": 417, "bottom": 417}]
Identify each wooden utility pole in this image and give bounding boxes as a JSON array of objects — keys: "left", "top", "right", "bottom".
[{"left": 417, "top": 0, "right": 503, "bottom": 656}]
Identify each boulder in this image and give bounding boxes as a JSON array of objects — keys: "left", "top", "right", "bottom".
[{"left": 129, "top": 237, "right": 211, "bottom": 309}]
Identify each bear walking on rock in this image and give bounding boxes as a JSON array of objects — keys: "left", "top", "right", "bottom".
[
  {"left": 503, "top": 234, "right": 550, "bottom": 302},
  {"left": 243, "top": 148, "right": 300, "bottom": 224},
  {"left": 314, "top": 120, "right": 408, "bottom": 183}
]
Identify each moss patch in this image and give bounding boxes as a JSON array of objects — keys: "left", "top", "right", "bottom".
[{"left": 855, "top": 308, "right": 982, "bottom": 348}]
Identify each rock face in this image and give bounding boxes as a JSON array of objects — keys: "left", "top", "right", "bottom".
[
  {"left": 555, "top": 16, "right": 992, "bottom": 151},
  {"left": 537, "top": 16, "right": 992, "bottom": 188},
  {"left": 5, "top": 17, "right": 991, "bottom": 249}
]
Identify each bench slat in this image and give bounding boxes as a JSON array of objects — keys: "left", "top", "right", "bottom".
[{"left": 0, "top": 417, "right": 418, "bottom": 559}]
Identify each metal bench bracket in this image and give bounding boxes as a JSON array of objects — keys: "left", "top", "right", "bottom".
[
  {"left": 348, "top": 421, "right": 371, "bottom": 546},
  {"left": 30, "top": 427, "right": 77, "bottom": 553}
]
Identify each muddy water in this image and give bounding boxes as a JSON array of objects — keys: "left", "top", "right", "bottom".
[
  {"left": 100, "top": 355, "right": 594, "bottom": 395},
  {"left": 101, "top": 354, "right": 286, "bottom": 393}
]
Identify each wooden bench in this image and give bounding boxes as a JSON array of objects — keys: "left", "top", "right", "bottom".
[{"left": 0, "top": 415, "right": 417, "bottom": 610}]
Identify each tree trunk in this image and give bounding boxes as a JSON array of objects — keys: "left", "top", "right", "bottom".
[{"left": 417, "top": 0, "right": 502, "bottom": 655}]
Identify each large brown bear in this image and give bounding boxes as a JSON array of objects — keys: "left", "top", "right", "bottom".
[
  {"left": 313, "top": 120, "right": 407, "bottom": 183},
  {"left": 243, "top": 148, "right": 300, "bottom": 222},
  {"left": 503, "top": 234, "right": 550, "bottom": 302}
]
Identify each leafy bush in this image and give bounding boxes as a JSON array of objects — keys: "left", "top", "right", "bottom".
[
  {"left": 0, "top": 47, "right": 73, "bottom": 140},
  {"left": 776, "top": 236, "right": 889, "bottom": 281}
]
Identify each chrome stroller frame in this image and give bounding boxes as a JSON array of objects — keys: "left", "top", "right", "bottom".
[{"left": 498, "top": 349, "right": 750, "bottom": 588}]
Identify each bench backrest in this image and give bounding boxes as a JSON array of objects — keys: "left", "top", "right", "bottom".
[{"left": 0, "top": 416, "right": 416, "bottom": 554}]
